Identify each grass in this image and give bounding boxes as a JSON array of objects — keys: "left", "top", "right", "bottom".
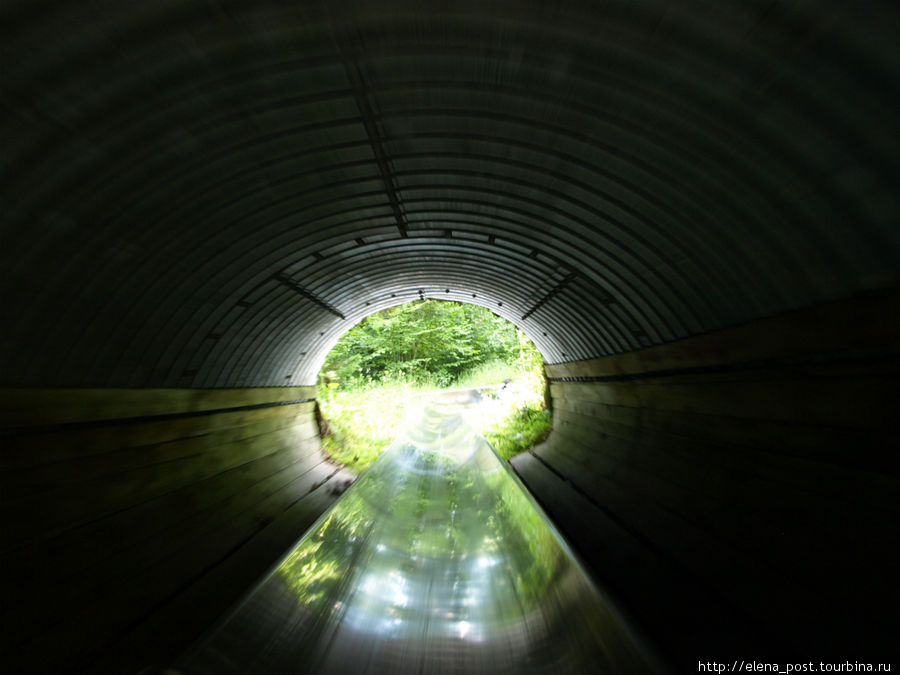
[
  {"left": 453, "top": 359, "right": 521, "bottom": 388},
  {"left": 480, "top": 404, "right": 553, "bottom": 460},
  {"left": 461, "top": 364, "right": 551, "bottom": 460},
  {"left": 318, "top": 380, "right": 436, "bottom": 471},
  {"left": 318, "top": 360, "right": 551, "bottom": 472}
]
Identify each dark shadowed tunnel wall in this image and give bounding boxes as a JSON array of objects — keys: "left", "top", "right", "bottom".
[{"left": 1, "top": 1, "right": 898, "bottom": 672}]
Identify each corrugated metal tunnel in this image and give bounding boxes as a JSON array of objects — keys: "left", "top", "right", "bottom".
[{"left": 1, "top": 1, "right": 897, "bottom": 671}]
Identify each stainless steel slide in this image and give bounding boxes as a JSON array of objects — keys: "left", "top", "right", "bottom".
[{"left": 177, "top": 400, "right": 660, "bottom": 673}]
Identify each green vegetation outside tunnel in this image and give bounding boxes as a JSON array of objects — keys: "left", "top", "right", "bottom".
[{"left": 317, "top": 300, "right": 552, "bottom": 472}]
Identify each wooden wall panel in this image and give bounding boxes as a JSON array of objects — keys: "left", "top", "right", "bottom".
[
  {"left": 544, "top": 288, "right": 900, "bottom": 380},
  {"left": 0, "top": 387, "right": 349, "bottom": 674},
  {"left": 0, "top": 386, "right": 316, "bottom": 429},
  {"left": 513, "top": 290, "right": 900, "bottom": 667}
]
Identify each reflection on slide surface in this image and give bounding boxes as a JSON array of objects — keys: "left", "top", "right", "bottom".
[{"left": 179, "top": 401, "right": 659, "bottom": 673}]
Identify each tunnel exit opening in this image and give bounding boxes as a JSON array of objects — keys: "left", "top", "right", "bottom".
[{"left": 313, "top": 299, "right": 552, "bottom": 474}]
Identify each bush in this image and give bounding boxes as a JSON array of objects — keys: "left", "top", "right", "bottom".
[
  {"left": 321, "top": 300, "right": 539, "bottom": 389},
  {"left": 317, "top": 300, "right": 551, "bottom": 472},
  {"left": 482, "top": 405, "right": 553, "bottom": 460}
]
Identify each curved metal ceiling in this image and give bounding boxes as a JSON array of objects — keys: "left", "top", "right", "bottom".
[{"left": 1, "top": 1, "right": 897, "bottom": 387}]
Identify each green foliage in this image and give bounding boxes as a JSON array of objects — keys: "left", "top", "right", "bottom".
[
  {"left": 482, "top": 404, "right": 553, "bottom": 460},
  {"left": 321, "top": 300, "right": 536, "bottom": 388},
  {"left": 318, "top": 381, "right": 432, "bottom": 471},
  {"left": 462, "top": 367, "right": 551, "bottom": 460},
  {"left": 453, "top": 359, "right": 520, "bottom": 388},
  {"left": 318, "top": 300, "right": 551, "bottom": 472}
]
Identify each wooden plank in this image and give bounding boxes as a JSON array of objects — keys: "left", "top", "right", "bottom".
[
  {"left": 549, "top": 406, "right": 899, "bottom": 514},
  {"left": 1, "top": 437, "right": 327, "bottom": 589},
  {"left": 548, "top": 362, "right": 898, "bottom": 426},
  {"left": 1, "top": 423, "right": 320, "bottom": 548},
  {"left": 509, "top": 452, "right": 776, "bottom": 665},
  {"left": 1, "top": 411, "right": 316, "bottom": 498},
  {"left": 2, "top": 449, "right": 339, "bottom": 648},
  {"left": 6, "top": 466, "right": 350, "bottom": 674},
  {"left": 510, "top": 451, "right": 654, "bottom": 592},
  {"left": 0, "top": 444, "right": 331, "bottom": 620},
  {"left": 550, "top": 391, "right": 898, "bottom": 485},
  {"left": 545, "top": 286, "right": 900, "bottom": 378},
  {"left": 555, "top": 395, "right": 867, "bottom": 457},
  {"left": 0, "top": 401, "right": 315, "bottom": 470},
  {"left": 544, "top": 424, "right": 895, "bottom": 567},
  {"left": 0, "top": 386, "right": 316, "bottom": 429},
  {"left": 88, "top": 468, "right": 356, "bottom": 674},
  {"left": 533, "top": 441, "right": 772, "bottom": 579},
  {"left": 537, "top": 419, "right": 899, "bottom": 620},
  {"left": 526, "top": 443, "right": 872, "bottom": 642}
]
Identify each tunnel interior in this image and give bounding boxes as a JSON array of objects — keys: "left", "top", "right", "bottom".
[{"left": 1, "top": 1, "right": 898, "bottom": 672}]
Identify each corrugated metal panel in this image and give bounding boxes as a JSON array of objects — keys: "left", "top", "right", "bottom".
[{"left": 1, "top": 1, "right": 897, "bottom": 386}]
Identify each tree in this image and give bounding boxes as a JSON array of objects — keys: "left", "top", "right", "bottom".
[{"left": 321, "top": 300, "right": 531, "bottom": 387}]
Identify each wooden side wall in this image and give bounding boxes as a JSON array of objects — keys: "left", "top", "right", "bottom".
[
  {"left": 512, "top": 289, "right": 900, "bottom": 667},
  {"left": 0, "top": 387, "right": 352, "bottom": 674}
]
